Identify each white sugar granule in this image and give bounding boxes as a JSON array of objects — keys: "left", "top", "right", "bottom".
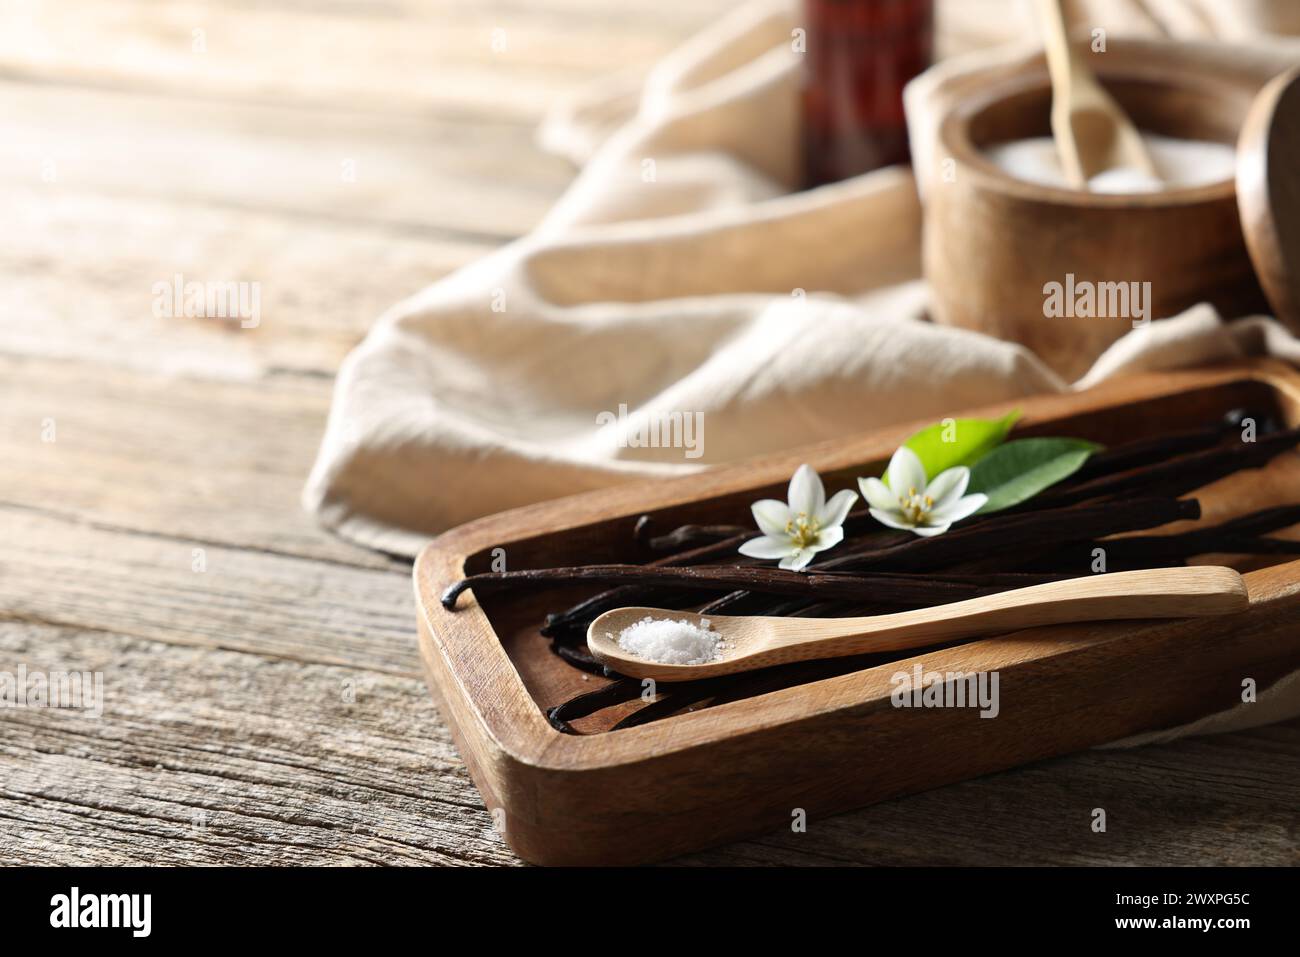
[{"left": 614, "top": 616, "right": 724, "bottom": 665}]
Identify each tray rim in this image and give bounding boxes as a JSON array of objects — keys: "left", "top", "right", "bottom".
[{"left": 413, "top": 358, "right": 1300, "bottom": 776}]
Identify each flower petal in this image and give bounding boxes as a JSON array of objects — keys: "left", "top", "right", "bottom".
[
  {"left": 887, "top": 445, "right": 927, "bottom": 496},
  {"left": 818, "top": 489, "right": 858, "bottom": 528},
  {"left": 787, "top": 464, "right": 825, "bottom": 519},
  {"left": 858, "top": 477, "right": 896, "bottom": 511},
  {"left": 738, "top": 535, "right": 794, "bottom": 560},
  {"left": 929, "top": 492, "right": 987, "bottom": 525},
  {"left": 911, "top": 521, "right": 953, "bottom": 537},
  {"left": 782, "top": 548, "right": 815, "bottom": 571},
  {"left": 812, "top": 525, "right": 844, "bottom": 550},
  {"left": 869, "top": 507, "right": 915, "bottom": 531},
  {"left": 751, "top": 499, "right": 792, "bottom": 537},
  {"left": 924, "top": 466, "right": 970, "bottom": 509}
]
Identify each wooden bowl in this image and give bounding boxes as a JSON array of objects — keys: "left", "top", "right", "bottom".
[{"left": 924, "top": 46, "right": 1273, "bottom": 380}]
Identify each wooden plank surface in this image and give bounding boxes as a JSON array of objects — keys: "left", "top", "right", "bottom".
[
  {"left": 0, "top": 0, "right": 721, "bottom": 119},
  {"left": 1, "top": 186, "right": 483, "bottom": 379},
  {"left": 1, "top": 0, "right": 1297, "bottom": 866}
]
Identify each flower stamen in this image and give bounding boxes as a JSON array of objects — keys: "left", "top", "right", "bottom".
[
  {"left": 897, "top": 490, "right": 931, "bottom": 526},
  {"left": 784, "top": 510, "right": 822, "bottom": 549}
]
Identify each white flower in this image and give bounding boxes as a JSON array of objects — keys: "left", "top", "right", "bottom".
[
  {"left": 738, "top": 464, "right": 858, "bottom": 571},
  {"left": 859, "top": 446, "right": 987, "bottom": 538}
]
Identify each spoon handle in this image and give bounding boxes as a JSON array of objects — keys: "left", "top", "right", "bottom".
[
  {"left": 1036, "top": 0, "right": 1079, "bottom": 95},
  {"left": 762, "top": 566, "right": 1247, "bottom": 662}
]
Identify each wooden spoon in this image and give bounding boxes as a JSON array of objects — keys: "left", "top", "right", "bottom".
[
  {"left": 587, "top": 566, "right": 1247, "bottom": 682},
  {"left": 1035, "top": 0, "right": 1158, "bottom": 188}
]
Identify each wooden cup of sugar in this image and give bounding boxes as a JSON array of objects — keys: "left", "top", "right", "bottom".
[{"left": 922, "top": 40, "right": 1281, "bottom": 381}]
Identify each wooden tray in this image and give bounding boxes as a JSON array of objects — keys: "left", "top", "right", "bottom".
[{"left": 413, "top": 360, "right": 1300, "bottom": 866}]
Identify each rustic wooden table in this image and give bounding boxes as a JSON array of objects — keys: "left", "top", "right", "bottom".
[{"left": 1, "top": 0, "right": 1295, "bottom": 866}]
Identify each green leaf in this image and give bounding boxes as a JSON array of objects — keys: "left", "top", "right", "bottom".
[
  {"left": 883, "top": 410, "right": 1021, "bottom": 486},
  {"left": 968, "top": 437, "right": 1102, "bottom": 514}
]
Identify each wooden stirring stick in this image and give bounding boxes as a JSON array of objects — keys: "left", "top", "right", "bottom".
[{"left": 1035, "top": 0, "right": 1158, "bottom": 188}]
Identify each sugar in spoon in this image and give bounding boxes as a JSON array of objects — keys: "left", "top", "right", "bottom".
[{"left": 587, "top": 566, "right": 1247, "bottom": 682}]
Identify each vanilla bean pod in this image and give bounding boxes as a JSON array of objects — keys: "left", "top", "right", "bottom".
[
  {"left": 779, "top": 600, "right": 896, "bottom": 619},
  {"left": 696, "top": 652, "right": 891, "bottom": 705},
  {"left": 542, "top": 586, "right": 703, "bottom": 644},
  {"left": 644, "top": 523, "right": 750, "bottom": 551},
  {"left": 716, "top": 557, "right": 1078, "bottom": 618},
  {"left": 1021, "top": 504, "right": 1300, "bottom": 571},
  {"left": 1135, "top": 503, "right": 1300, "bottom": 553},
  {"left": 552, "top": 643, "right": 609, "bottom": 674},
  {"left": 698, "top": 590, "right": 776, "bottom": 616},
  {"left": 688, "top": 496, "right": 1195, "bottom": 617},
  {"left": 540, "top": 532, "right": 756, "bottom": 636},
  {"left": 1216, "top": 537, "right": 1300, "bottom": 554},
  {"left": 1074, "top": 534, "right": 1300, "bottom": 569},
  {"left": 544, "top": 498, "right": 1197, "bottom": 620},
  {"left": 1022, "top": 504, "right": 1300, "bottom": 573},
  {"left": 638, "top": 425, "right": 1226, "bottom": 555},
  {"left": 700, "top": 591, "right": 894, "bottom": 618},
  {"left": 547, "top": 491, "right": 991, "bottom": 633},
  {"left": 563, "top": 659, "right": 839, "bottom": 733},
  {"left": 610, "top": 678, "right": 738, "bottom": 730},
  {"left": 1071, "top": 417, "right": 1248, "bottom": 480},
  {"left": 609, "top": 648, "right": 907, "bottom": 729},
  {"left": 541, "top": 585, "right": 642, "bottom": 639},
  {"left": 633, "top": 514, "right": 748, "bottom": 550},
  {"left": 445, "top": 565, "right": 1037, "bottom": 609},
  {"left": 540, "top": 531, "right": 757, "bottom": 641},
  {"left": 701, "top": 596, "right": 890, "bottom": 620},
  {"left": 1200, "top": 503, "right": 1300, "bottom": 536},
  {"left": 659, "top": 531, "right": 759, "bottom": 565},
  {"left": 689, "top": 524, "right": 907, "bottom": 596},
  {"left": 690, "top": 497, "right": 1195, "bottom": 614},
  {"left": 552, "top": 666, "right": 784, "bottom": 734},
  {"left": 759, "top": 597, "right": 827, "bottom": 617},
  {"left": 1032, "top": 427, "right": 1300, "bottom": 508},
  {"left": 547, "top": 678, "right": 642, "bottom": 733},
  {"left": 701, "top": 564, "right": 1071, "bottom": 618},
  {"left": 821, "top": 496, "right": 1199, "bottom": 573},
  {"left": 551, "top": 654, "right": 865, "bottom": 735}
]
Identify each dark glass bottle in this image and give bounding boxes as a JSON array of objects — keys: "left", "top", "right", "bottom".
[{"left": 801, "top": 0, "right": 935, "bottom": 188}]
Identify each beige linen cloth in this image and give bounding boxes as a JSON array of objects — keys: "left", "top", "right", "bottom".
[{"left": 306, "top": 0, "right": 1300, "bottom": 743}]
